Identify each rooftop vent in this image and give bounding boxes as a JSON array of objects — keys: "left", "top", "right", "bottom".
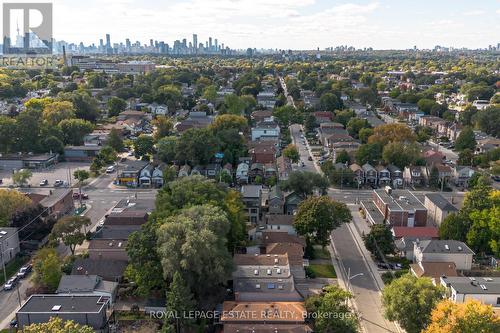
[
  {"left": 444, "top": 244, "right": 450, "bottom": 251},
  {"left": 51, "top": 305, "right": 62, "bottom": 311},
  {"left": 458, "top": 246, "right": 462, "bottom": 251},
  {"left": 254, "top": 269, "right": 259, "bottom": 275},
  {"left": 480, "top": 284, "right": 487, "bottom": 290},
  {"left": 277, "top": 268, "right": 281, "bottom": 274}
]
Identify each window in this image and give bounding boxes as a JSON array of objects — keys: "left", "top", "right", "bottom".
[{"left": 497, "top": 297, "right": 500, "bottom": 305}]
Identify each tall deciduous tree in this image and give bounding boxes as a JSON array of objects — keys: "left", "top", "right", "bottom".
[
  {"left": 305, "top": 285, "right": 359, "bottom": 333},
  {"left": 32, "top": 248, "right": 62, "bottom": 291},
  {"left": 382, "top": 274, "right": 444, "bottom": 333},
  {"left": 156, "top": 205, "right": 233, "bottom": 298},
  {"left": 0, "top": 189, "right": 32, "bottom": 227},
  {"left": 455, "top": 127, "right": 477, "bottom": 152},
  {"left": 283, "top": 144, "right": 300, "bottom": 163},
  {"left": 424, "top": 299, "right": 500, "bottom": 333},
  {"left": 153, "top": 116, "right": 174, "bottom": 141},
  {"left": 280, "top": 171, "right": 329, "bottom": 197},
  {"left": 50, "top": 216, "right": 91, "bottom": 256},
  {"left": 107, "top": 96, "right": 127, "bottom": 117},
  {"left": 107, "top": 128, "right": 124, "bottom": 152},
  {"left": 59, "top": 118, "right": 94, "bottom": 145},
  {"left": 363, "top": 224, "right": 395, "bottom": 260},
  {"left": 382, "top": 142, "right": 420, "bottom": 169},
  {"left": 73, "top": 169, "right": 90, "bottom": 207},
  {"left": 165, "top": 271, "right": 196, "bottom": 331},
  {"left": 24, "top": 317, "right": 94, "bottom": 333},
  {"left": 294, "top": 196, "right": 351, "bottom": 247},
  {"left": 368, "top": 123, "right": 416, "bottom": 146},
  {"left": 133, "top": 135, "right": 155, "bottom": 159},
  {"left": 12, "top": 169, "right": 32, "bottom": 187}
]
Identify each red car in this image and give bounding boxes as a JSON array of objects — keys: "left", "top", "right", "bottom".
[{"left": 72, "top": 192, "right": 89, "bottom": 200}]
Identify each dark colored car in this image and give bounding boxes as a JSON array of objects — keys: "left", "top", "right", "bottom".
[{"left": 73, "top": 192, "right": 89, "bottom": 200}]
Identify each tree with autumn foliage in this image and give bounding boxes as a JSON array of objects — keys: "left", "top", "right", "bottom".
[
  {"left": 368, "top": 123, "right": 416, "bottom": 146},
  {"left": 423, "top": 299, "right": 500, "bottom": 333},
  {"left": 23, "top": 317, "right": 94, "bottom": 333}
]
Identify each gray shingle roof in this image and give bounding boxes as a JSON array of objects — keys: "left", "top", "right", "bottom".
[
  {"left": 418, "top": 240, "right": 474, "bottom": 254},
  {"left": 425, "top": 193, "right": 458, "bottom": 212}
]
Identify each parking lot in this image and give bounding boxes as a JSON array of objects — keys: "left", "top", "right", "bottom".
[{"left": 0, "top": 162, "right": 91, "bottom": 188}]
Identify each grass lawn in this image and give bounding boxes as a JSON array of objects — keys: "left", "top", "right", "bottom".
[
  {"left": 313, "top": 246, "right": 331, "bottom": 260},
  {"left": 0, "top": 256, "right": 28, "bottom": 285},
  {"left": 308, "top": 264, "right": 337, "bottom": 278}
]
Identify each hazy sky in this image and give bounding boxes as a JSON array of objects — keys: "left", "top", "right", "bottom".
[{"left": 10, "top": 0, "right": 500, "bottom": 49}]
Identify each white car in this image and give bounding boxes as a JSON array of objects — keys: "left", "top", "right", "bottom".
[{"left": 106, "top": 166, "right": 115, "bottom": 173}]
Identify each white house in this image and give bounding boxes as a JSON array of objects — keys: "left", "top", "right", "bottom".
[
  {"left": 264, "top": 214, "right": 296, "bottom": 235},
  {"left": 236, "top": 162, "right": 249, "bottom": 184},
  {"left": 149, "top": 103, "right": 168, "bottom": 116},
  {"left": 251, "top": 118, "right": 280, "bottom": 141},
  {"left": 413, "top": 240, "right": 474, "bottom": 270},
  {"left": 440, "top": 276, "right": 500, "bottom": 307},
  {"left": 0, "top": 228, "right": 20, "bottom": 267},
  {"left": 139, "top": 165, "right": 154, "bottom": 187},
  {"left": 151, "top": 166, "right": 164, "bottom": 188}
]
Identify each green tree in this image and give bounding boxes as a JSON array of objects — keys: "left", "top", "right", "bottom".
[
  {"left": 157, "top": 136, "right": 178, "bottom": 163},
  {"left": 42, "top": 101, "right": 75, "bottom": 126},
  {"left": 382, "top": 274, "right": 444, "bottom": 333},
  {"left": 472, "top": 106, "right": 500, "bottom": 138},
  {"left": 107, "top": 96, "right": 127, "bottom": 117},
  {"left": 12, "top": 169, "right": 32, "bottom": 187},
  {"left": 32, "top": 248, "right": 62, "bottom": 291},
  {"left": 363, "top": 224, "right": 395, "bottom": 260},
  {"left": 42, "top": 136, "right": 64, "bottom": 154},
  {"left": 280, "top": 171, "right": 330, "bottom": 197},
  {"left": 58, "top": 90, "right": 100, "bottom": 122},
  {"left": 165, "top": 271, "right": 196, "bottom": 331},
  {"left": 175, "top": 128, "right": 218, "bottom": 165},
  {"left": 202, "top": 85, "right": 217, "bottom": 103},
  {"left": 305, "top": 285, "right": 359, "bottom": 333},
  {"left": 59, "top": 118, "right": 94, "bottom": 145},
  {"left": 23, "top": 317, "right": 94, "bottom": 333},
  {"left": 211, "top": 114, "right": 248, "bottom": 133},
  {"left": 156, "top": 205, "right": 233, "bottom": 298},
  {"left": 294, "top": 196, "right": 351, "bottom": 247},
  {"left": 335, "top": 150, "right": 350, "bottom": 164},
  {"left": 133, "top": 135, "right": 155, "bottom": 159},
  {"left": 73, "top": 169, "right": 90, "bottom": 207},
  {"left": 347, "top": 118, "right": 369, "bottom": 138},
  {"left": 283, "top": 144, "right": 300, "bottom": 163},
  {"left": 355, "top": 142, "right": 382, "bottom": 165},
  {"left": 455, "top": 127, "right": 477, "bottom": 152},
  {"left": 107, "top": 128, "right": 124, "bottom": 152},
  {"left": 0, "top": 189, "right": 33, "bottom": 227},
  {"left": 439, "top": 213, "right": 470, "bottom": 242},
  {"left": 334, "top": 110, "right": 355, "bottom": 127},
  {"left": 382, "top": 142, "right": 420, "bottom": 169},
  {"left": 458, "top": 149, "right": 474, "bottom": 166},
  {"left": 223, "top": 94, "right": 246, "bottom": 115},
  {"left": 319, "top": 92, "right": 341, "bottom": 111},
  {"left": 51, "top": 216, "right": 91, "bottom": 256},
  {"left": 0, "top": 116, "right": 17, "bottom": 153},
  {"left": 153, "top": 116, "right": 174, "bottom": 141},
  {"left": 359, "top": 127, "right": 374, "bottom": 144},
  {"left": 126, "top": 223, "right": 165, "bottom": 296}
]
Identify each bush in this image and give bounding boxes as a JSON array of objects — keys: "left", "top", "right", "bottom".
[
  {"left": 382, "top": 269, "right": 408, "bottom": 285},
  {"left": 305, "top": 266, "right": 317, "bottom": 278}
]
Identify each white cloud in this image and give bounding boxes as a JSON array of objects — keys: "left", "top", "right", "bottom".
[{"left": 463, "top": 10, "right": 485, "bottom": 16}]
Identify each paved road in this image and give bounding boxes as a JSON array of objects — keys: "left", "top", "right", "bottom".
[
  {"left": 290, "top": 124, "right": 401, "bottom": 332},
  {"left": 0, "top": 170, "right": 158, "bottom": 328},
  {"left": 279, "top": 76, "right": 296, "bottom": 108}
]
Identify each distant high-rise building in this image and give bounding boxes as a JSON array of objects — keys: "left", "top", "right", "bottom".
[
  {"left": 215, "top": 38, "right": 218, "bottom": 52},
  {"left": 150, "top": 39, "right": 154, "bottom": 47},
  {"left": 209, "top": 37, "right": 213, "bottom": 50},
  {"left": 105, "top": 34, "right": 112, "bottom": 54},
  {"left": 193, "top": 34, "right": 198, "bottom": 53}
]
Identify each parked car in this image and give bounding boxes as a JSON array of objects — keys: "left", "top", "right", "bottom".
[
  {"left": 72, "top": 192, "right": 89, "bottom": 200},
  {"left": 491, "top": 175, "right": 500, "bottom": 182},
  {"left": 127, "top": 151, "right": 134, "bottom": 156},
  {"left": 106, "top": 166, "right": 115, "bottom": 173},
  {"left": 17, "top": 264, "right": 32, "bottom": 279},
  {"left": 39, "top": 179, "right": 48, "bottom": 186},
  {"left": 3, "top": 277, "right": 18, "bottom": 290},
  {"left": 54, "top": 179, "right": 64, "bottom": 187},
  {"left": 308, "top": 156, "right": 313, "bottom": 161}
]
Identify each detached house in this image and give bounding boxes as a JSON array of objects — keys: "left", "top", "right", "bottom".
[
  {"left": 453, "top": 166, "right": 475, "bottom": 188},
  {"left": 376, "top": 165, "right": 391, "bottom": 186},
  {"left": 118, "top": 160, "right": 149, "bottom": 187},
  {"left": 362, "top": 164, "right": 377, "bottom": 185},
  {"left": 349, "top": 164, "right": 364, "bottom": 184},
  {"left": 404, "top": 166, "right": 427, "bottom": 187},
  {"left": 413, "top": 239, "right": 474, "bottom": 270},
  {"left": 387, "top": 164, "right": 403, "bottom": 188}
]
